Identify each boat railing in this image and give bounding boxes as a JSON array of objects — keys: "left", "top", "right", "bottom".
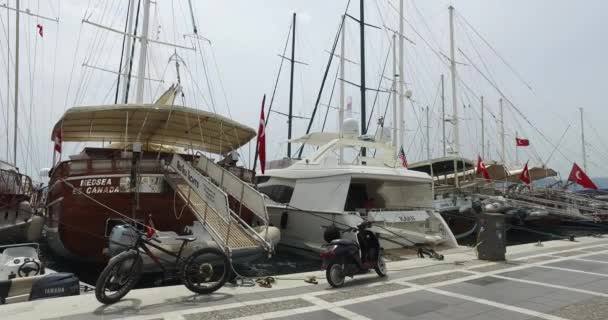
[
  {"left": 0, "top": 168, "right": 33, "bottom": 199},
  {"left": 51, "top": 158, "right": 164, "bottom": 178}
]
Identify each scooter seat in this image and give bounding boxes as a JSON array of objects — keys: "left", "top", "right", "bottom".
[{"left": 330, "top": 239, "right": 358, "bottom": 247}]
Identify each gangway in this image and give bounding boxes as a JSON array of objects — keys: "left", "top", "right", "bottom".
[
  {"left": 193, "top": 153, "right": 269, "bottom": 224},
  {"left": 165, "top": 155, "right": 273, "bottom": 253}
]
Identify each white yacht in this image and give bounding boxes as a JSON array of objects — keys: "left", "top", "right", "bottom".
[{"left": 256, "top": 129, "right": 458, "bottom": 256}]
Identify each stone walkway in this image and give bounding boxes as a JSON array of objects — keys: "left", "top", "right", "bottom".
[{"left": 4, "top": 236, "right": 608, "bottom": 320}]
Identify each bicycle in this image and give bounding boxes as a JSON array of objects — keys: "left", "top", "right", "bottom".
[{"left": 94, "top": 223, "right": 230, "bottom": 304}]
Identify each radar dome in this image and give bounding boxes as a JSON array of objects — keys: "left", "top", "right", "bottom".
[{"left": 342, "top": 118, "right": 359, "bottom": 138}]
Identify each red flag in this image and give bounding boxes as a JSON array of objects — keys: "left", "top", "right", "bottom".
[
  {"left": 145, "top": 215, "right": 156, "bottom": 238},
  {"left": 257, "top": 94, "right": 266, "bottom": 174},
  {"left": 568, "top": 163, "right": 597, "bottom": 189},
  {"left": 476, "top": 155, "right": 491, "bottom": 181},
  {"left": 36, "top": 24, "right": 43, "bottom": 37},
  {"left": 515, "top": 138, "right": 530, "bottom": 147},
  {"left": 53, "top": 129, "right": 62, "bottom": 153},
  {"left": 519, "top": 161, "right": 531, "bottom": 185},
  {"left": 398, "top": 146, "right": 408, "bottom": 168}
]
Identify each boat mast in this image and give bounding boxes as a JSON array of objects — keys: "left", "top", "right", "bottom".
[
  {"left": 480, "top": 95, "right": 484, "bottom": 158},
  {"left": 499, "top": 97, "right": 505, "bottom": 163},
  {"left": 135, "top": 0, "right": 151, "bottom": 104},
  {"left": 580, "top": 107, "right": 587, "bottom": 172},
  {"left": 5, "top": 3, "right": 9, "bottom": 161},
  {"left": 13, "top": 0, "right": 20, "bottom": 166},
  {"left": 448, "top": 6, "right": 459, "bottom": 156},
  {"left": 392, "top": 33, "right": 397, "bottom": 149},
  {"left": 359, "top": 0, "right": 366, "bottom": 156},
  {"left": 441, "top": 74, "right": 446, "bottom": 157},
  {"left": 120, "top": 0, "right": 137, "bottom": 104},
  {"left": 426, "top": 106, "right": 431, "bottom": 160},
  {"left": 339, "top": 15, "right": 345, "bottom": 134},
  {"left": 339, "top": 14, "right": 346, "bottom": 162},
  {"left": 287, "top": 13, "right": 296, "bottom": 158},
  {"left": 398, "top": 0, "right": 405, "bottom": 152}
]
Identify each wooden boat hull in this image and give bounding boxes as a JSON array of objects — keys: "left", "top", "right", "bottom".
[{"left": 46, "top": 174, "right": 197, "bottom": 263}]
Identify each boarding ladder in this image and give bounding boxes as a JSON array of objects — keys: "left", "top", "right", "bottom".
[
  {"left": 165, "top": 155, "right": 272, "bottom": 253},
  {"left": 193, "top": 153, "right": 269, "bottom": 227}
]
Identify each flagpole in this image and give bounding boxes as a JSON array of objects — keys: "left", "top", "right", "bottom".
[
  {"left": 480, "top": 96, "right": 484, "bottom": 160},
  {"left": 580, "top": 108, "right": 588, "bottom": 173},
  {"left": 515, "top": 131, "right": 519, "bottom": 165}
]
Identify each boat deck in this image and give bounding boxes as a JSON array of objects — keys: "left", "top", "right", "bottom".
[{"left": 5, "top": 236, "right": 608, "bottom": 319}]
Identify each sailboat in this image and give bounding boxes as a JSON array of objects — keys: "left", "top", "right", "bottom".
[
  {"left": 0, "top": 1, "right": 46, "bottom": 244},
  {"left": 44, "top": 0, "right": 278, "bottom": 265}
]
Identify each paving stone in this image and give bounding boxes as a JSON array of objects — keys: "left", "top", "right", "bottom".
[
  {"left": 503, "top": 266, "right": 607, "bottom": 289},
  {"left": 583, "top": 253, "right": 608, "bottom": 261},
  {"left": 408, "top": 271, "right": 474, "bottom": 285},
  {"left": 551, "top": 296, "right": 608, "bottom": 320},
  {"left": 465, "top": 276, "right": 507, "bottom": 286},
  {"left": 548, "top": 259, "right": 608, "bottom": 273},
  {"left": 344, "top": 290, "right": 464, "bottom": 320},
  {"left": 518, "top": 255, "right": 560, "bottom": 264},
  {"left": 551, "top": 250, "right": 588, "bottom": 257},
  {"left": 270, "top": 310, "right": 347, "bottom": 320},
  {"left": 182, "top": 298, "right": 313, "bottom": 320},
  {"left": 316, "top": 283, "right": 408, "bottom": 303},
  {"left": 468, "top": 261, "right": 524, "bottom": 273}
]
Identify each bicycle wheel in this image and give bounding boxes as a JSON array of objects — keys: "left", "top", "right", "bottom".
[
  {"left": 95, "top": 250, "right": 143, "bottom": 304},
  {"left": 179, "top": 247, "right": 230, "bottom": 294}
]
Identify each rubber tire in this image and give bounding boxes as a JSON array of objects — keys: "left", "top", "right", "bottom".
[
  {"left": 179, "top": 247, "right": 230, "bottom": 294},
  {"left": 95, "top": 250, "right": 143, "bottom": 304},
  {"left": 326, "top": 263, "right": 345, "bottom": 288},
  {"left": 374, "top": 256, "right": 387, "bottom": 277}
]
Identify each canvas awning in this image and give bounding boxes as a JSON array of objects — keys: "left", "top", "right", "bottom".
[
  {"left": 408, "top": 156, "right": 476, "bottom": 177},
  {"left": 505, "top": 166, "right": 557, "bottom": 182},
  {"left": 51, "top": 104, "right": 256, "bottom": 154}
]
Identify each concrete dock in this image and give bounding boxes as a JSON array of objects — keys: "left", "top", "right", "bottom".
[{"left": 4, "top": 236, "right": 608, "bottom": 320}]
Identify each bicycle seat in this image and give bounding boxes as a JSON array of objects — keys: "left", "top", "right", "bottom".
[{"left": 175, "top": 235, "right": 197, "bottom": 243}]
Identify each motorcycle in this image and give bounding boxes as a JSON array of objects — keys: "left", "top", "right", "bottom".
[{"left": 320, "top": 221, "right": 387, "bottom": 288}]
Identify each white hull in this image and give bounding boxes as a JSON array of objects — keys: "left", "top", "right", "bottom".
[{"left": 267, "top": 205, "right": 457, "bottom": 256}]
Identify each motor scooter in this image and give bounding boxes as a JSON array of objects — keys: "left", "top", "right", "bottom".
[{"left": 320, "top": 221, "right": 387, "bottom": 288}]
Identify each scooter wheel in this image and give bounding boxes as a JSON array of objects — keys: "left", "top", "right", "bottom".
[
  {"left": 374, "top": 256, "right": 387, "bottom": 277},
  {"left": 326, "top": 263, "right": 345, "bottom": 288}
]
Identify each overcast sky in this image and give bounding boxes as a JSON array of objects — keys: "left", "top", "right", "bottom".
[{"left": 1, "top": 0, "right": 607, "bottom": 182}]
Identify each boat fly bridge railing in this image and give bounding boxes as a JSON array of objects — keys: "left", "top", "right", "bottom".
[
  {"left": 165, "top": 155, "right": 273, "bottom": 253},
  {"left": 0, "top": 168, "right": 33, "bottom": 200}
]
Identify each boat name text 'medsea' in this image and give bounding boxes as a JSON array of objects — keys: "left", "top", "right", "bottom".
[{"left": 72, "top": 178, "right": 120, "bottom": 194}]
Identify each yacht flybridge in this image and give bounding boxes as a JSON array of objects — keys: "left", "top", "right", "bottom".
[{"left": 256, "top": 129, "right": 458, "bottom": 256}]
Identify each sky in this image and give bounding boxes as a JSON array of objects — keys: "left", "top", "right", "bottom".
[{"left": 0, "top": 0, "right": 607, "bottom": 182}]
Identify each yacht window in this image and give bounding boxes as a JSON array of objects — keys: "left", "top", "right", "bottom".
[{"left": 259, "top": 185, "right": 294, "bottom": 203}]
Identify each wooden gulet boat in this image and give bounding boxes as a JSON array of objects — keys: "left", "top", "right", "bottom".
[{"left": 45, "top": 88, "right": 274, "bottom": 264}]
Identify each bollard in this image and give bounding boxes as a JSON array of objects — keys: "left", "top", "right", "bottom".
[{"left": 476, "top": 212, "right": 506, "bottom": 261}]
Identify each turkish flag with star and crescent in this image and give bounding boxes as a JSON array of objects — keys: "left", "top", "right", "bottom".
[
  {"left": 476, "top": 155, "right": 491, "bottom": 181},
  {"left": 257, "top": 94, "right": 266, "bottom": 174},
  {"left": 568, "top": 163, "right": 597, "bottom": 189},
  {"left": 519, "top": 161, "right": 531, "bottom": 185}
]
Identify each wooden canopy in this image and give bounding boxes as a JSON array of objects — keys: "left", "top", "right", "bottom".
[{"left": 51, "top": 104, "right": 256, "bottom": 154}]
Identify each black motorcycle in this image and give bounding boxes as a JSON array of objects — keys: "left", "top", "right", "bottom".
[{"left": 320, "top": 221, "right": 387, "bottom": 288}]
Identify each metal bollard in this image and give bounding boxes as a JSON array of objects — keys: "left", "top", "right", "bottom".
[{"left": 476, "top": 212, "right": 506, "bottom": 261}]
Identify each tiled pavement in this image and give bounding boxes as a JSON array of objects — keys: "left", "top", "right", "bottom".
[{"left": 5, "top": 237, "right": 608, "bottom": 320}]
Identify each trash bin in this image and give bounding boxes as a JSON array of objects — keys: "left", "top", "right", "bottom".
[{"left": 476, "top": 212, "right": 506, "bottom": 261}]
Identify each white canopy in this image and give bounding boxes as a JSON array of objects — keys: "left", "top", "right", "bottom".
[{"left": 51, "top": 104, "right": 256, "bottom": 154}]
